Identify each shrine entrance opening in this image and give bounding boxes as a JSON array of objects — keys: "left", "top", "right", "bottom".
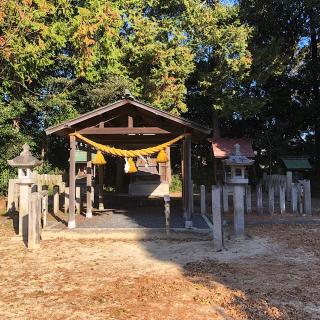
[{"left": 45, "top": 93, "right": 211, "bottom": 229}]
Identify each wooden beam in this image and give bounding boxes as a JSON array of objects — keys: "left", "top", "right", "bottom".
[
  {"left": 78, "top": 127, "right": 173, "bottom": 135},
  {"left": 68, "top": 135, "right": 76, "bottom": 228},
  {"left": 128, "top": 115, "right": 133, "bottom": 128}
]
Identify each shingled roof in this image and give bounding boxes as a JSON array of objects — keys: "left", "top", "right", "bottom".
[{"left": 210, "top": 138, "right": 255, "bottom": 159}]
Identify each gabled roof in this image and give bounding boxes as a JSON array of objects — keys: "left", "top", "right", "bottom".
[
  {"left": 210, "top": 138, "right": 255, "bottom": 158},
  {"left": 45, "top": 98, "right": 211, "bottom": 136}
]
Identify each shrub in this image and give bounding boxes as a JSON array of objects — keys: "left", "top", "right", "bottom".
[{"left": 170, "top": 174, "right": 182, "bottom": 193}]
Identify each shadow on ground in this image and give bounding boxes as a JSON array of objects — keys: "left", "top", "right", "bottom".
[{"left": 4, "top": 194, "right": 320, "bottom": 319}]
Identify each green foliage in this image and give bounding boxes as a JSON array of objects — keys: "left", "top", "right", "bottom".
[
  {"left": 184, "top": 0, "right": 252, "bottom": 119},
  {"left": 169, "top": 174, "right": 182, "bottom": 193},
  {"left": 0, "top": 168, "right": 15, "bottom": 196},
  {"left": 1, "top": 0, "right": 318, "bottom": 191},
  {"left": 36, "top": 160, "right": 62, "bottom": 175}
]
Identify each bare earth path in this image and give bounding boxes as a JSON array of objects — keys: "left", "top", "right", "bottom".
[{"left": 0, "top": 217, "right": 319, "bottom": 319}]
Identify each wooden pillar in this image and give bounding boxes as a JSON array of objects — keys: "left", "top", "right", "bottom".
[
  {"left": 86, "top": 151, "right": 93, "bottom": 218},
  {"left": 98, "top": 165, "right": 104, "bottom": 210},
  {"left": 68, "top": 135, "right": 76, "bottom": 228},
  {"left": 115, "top": 158, "right": 124, "bottom": 192},
  {"left": 181, "top": 143, "right": 185, "bottom": 214},
  {"left": 183, "top": 135, "right": 192, "bottom": 227},
  {"left": 166, "top": 146, "right": 172, "bottom": 184}
]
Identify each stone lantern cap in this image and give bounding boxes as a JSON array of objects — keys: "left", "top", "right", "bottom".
[
  {"left": 7, "top": 144, "right": 42, "bottom": 168},
  {"left": 223, "top": 144, "right": 255, "bottom": 167}
]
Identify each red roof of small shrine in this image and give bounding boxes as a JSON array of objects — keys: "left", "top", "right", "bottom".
[{"left": 210, "top": 138, "right": 255, "bottom": 159}]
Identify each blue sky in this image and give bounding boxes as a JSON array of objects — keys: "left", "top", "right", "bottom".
[{"left": 221, "top": 0, "right": 237, "bottom": 5}]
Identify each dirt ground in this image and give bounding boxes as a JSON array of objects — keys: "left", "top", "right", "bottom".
[{"left": 0, "top": 216, "right": 320, "bottom": 320}]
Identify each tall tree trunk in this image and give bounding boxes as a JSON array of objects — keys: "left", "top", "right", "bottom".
[
  {"left": 309, "top": 9, "right": 320, "bottom": 175},
  {"left": 212, "top": 110, "right": 221, "bottom": 138}
]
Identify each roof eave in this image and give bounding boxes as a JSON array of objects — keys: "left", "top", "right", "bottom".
[{"left": 45, "top": 98, "right": 211, "bottom": 136}]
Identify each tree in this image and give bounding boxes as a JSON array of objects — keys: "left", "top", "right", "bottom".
[
  {"left": 237, "top": 0, "right": 320, "bottom": 173},
  {"left": 183, "top": 0, "right": 252, "bottom": 134}
]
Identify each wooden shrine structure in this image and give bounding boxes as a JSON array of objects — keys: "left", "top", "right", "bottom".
[{"left": 45, "top": 93, "right": 211, "bottom": 228}]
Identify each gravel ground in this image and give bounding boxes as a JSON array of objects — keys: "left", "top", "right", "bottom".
[{"left": 1, "top": 214, "right": 320, "bottom": 319}]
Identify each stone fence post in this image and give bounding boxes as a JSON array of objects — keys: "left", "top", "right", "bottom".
[
  {"left": 279, "top": 182, "right": 286, "bottom": 214},
  {"left": 53, "top": 185, "right": 59, "bottom": 214},
  {"left": 200, "top": 185, "right": 206, "bottom": 215},
  {"left": 268, "top": 181, "right": 275, "bottom": 215},
  {"left": 303, "top": 180, "right": 312, "bottom": 215},
  {"left": 222, "top": 185, "right": 229, "bottom": 214},
  {"left": 256, "top": 183, "right": 263, "bottom": 215},
  {"left": 29, "top": 192, "right": 41, "bottom": 249},
  {"left": 212, "top": 185, "right": 223, "bottom": 250},
  {"left": 234, "top": 184, "right": 245, "bottom": 238},
  {"left": 291, "top": 183, "right": 298, "bottom": 214},
  {"left": 245, "top": 185, "right": 252, "bottom": 214},
  {"left": 42, "top": 189, "right": 48, "bottom": 227}
]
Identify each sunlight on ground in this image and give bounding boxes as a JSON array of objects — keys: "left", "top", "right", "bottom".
[{"left": 0, "top": 220, "right": 319, "bottom": 319}]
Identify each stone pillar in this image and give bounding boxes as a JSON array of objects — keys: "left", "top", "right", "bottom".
[
  {"left": 200, "top": 185, "right": 206, "bottom": 215},
  {"left": 268, "top": 182, "right": 274, "bottom": 215},
  {"left": 286, "top": 171, "right": 292, "bottom": 200},
  {"left": 86, "top": 151, "right": 93, "bottom": 218},
  {"left": 98, "top": 165, "right": 104, "bottom": 211},
  {"left": 256, "top": 183, "right": 263, "bottom": 215},
  {"left": 53, "top": 185, "right": 59, "bottom": 214},
  {"left": 68, "top": 135, "right": 76, "bottom": 228},
  {"left": 298, "top": 184, "right": 304, "bottom": 214},
  {"left": 222, "top": 185, "right": 229, "bottom": 214},
  {"left": 28, "top": 192, "right": 41, "bottom": 249},
  {"left": 291, "top": 183, "right": 298, "bottom": 214},
  {"left": 212, "top": 185, "right": 223, "bottom": 250},
  {"left": 7, "top": 178, "right": 19, "bottom": 212},
  {"left": 42, "top": 189, "right": 48, "bottom": 227},
  {"left": 303, "top": 180, "right": 312, "bottom": 215},
  {"left": 279, "top": 182, "right": 286, "bottom": 214},
  {"left": 64, "top": 187, "right": 69, "bottom": 214},
  {"left": 233, "top": 184, "right": 245, "bottom": 238},
  {"left": 92, "top": 184, "right": 95, "bottom": 208},
  {"left": 164, "top": 195, "right": 170, "bottom": 237},
  {"left": 19, "top": 183, "right": 30, "bottom": 238},
  {"left": 245, "top": 185, "right": 252, "bottom": 214},
  {"left": 59, "top": 182, "right": 65, "bottom": 211},
  {"left": 75, "top": 186, "right": 81, "bottom": 214}
]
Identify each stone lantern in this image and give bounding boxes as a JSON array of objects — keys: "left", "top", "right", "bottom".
[
  {"left": 223, "top": 144, "right": 254, "bottom": 238},
  {"left": 8, "top": 144, "right": 41, "bottom": 238}
]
